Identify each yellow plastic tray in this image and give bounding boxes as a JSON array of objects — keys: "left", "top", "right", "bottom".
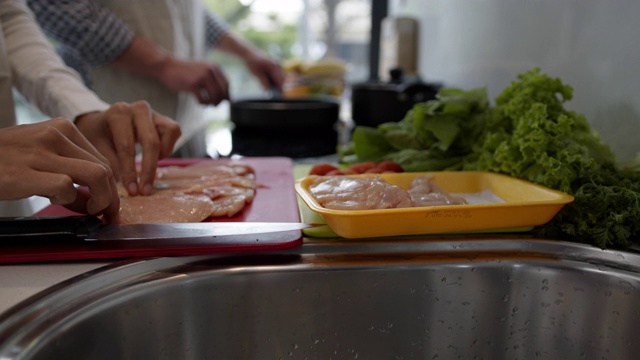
[{"left": 295, "top": 171, "right": 574, "bottom": 239}]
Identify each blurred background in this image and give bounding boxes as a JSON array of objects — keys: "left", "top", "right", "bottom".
[
  {"left": 16, "top": 0, "right": 640, "bottom": 162},
  {"left": 389, "top": 0, "right": 640, "bottom": 163},
  {"left": 203, "top": 0, "right": 373, "bottom": 98}
]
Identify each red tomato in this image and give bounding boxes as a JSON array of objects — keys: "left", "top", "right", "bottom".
[
  {"left": 325, "top": 169, "right": 345, "bottom": 175},
  {"left": 348, "top": 161, "right": 378, "bottom": 174},
  {"left": 309, "top": 163, "right": 339, "bottom": 176},
  {"left": 374, "top": 161, "right": 404, "bottom": 173}
]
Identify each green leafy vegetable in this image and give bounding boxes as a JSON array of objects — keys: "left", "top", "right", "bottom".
[
  {"left": 343, "top": 87, "right": 489, "bottom": 171},
  {"left": 537, "top": 169, "right": 640, "bottom": 249},
  {"left": 341, "top": 68, "right": 640, "bottom": 249},
  {"left": 465, "top": 69, "right": 616, "bottom": 191}
]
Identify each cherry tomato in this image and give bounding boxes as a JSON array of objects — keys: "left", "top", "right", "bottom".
[
  {"left": 348, "top": 161, "right": 378, "bottom": 174},
  {"left": 309, "top": 163, "right": 339, "bottom": 176},
  {"left": 374, "top": 161, "right": 404, "bottom": 173},
  {"left": 325, "top": 169, "right": 346, "bottom": 175}
]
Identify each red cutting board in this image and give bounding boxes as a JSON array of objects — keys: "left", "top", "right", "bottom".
[{"left": 0, "top": 157, "right": 302, "bottom": 264}]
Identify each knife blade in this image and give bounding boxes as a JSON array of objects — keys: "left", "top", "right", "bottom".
[{"left": 0, "top": 216, "right": 317, "bottom": 245}]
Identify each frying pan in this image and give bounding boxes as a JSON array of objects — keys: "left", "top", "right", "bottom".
[
  {"left": 229, "top": 94, "right": 340, "bottom": 157},
  {"left": 230, "top": 97, "right": 340, "bottom": 130}
]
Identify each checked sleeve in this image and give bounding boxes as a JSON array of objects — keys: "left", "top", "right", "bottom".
[
  {"left": 204, "top": 9, "right": 229, "bottom": 49},
  {"left": 26, "top": 0, "right": 134, "bottom": 66}
]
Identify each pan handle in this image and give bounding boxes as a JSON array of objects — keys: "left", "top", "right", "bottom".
[
  {"left": 0, "top": 215, "right": 103, "bottom": 244},
  {"left": 267, "top": 74, "right": 283, "bottom": 99}
]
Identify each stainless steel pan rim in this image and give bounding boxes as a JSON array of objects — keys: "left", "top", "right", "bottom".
[
  {"left": 229, "top": 96, "right": 340, "bottom": 129},
  {"left": 231, "top": 98, "right": 338, "bottom": 111}
]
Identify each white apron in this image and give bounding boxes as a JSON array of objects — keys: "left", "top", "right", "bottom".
[
  {"left": 0, "top": 20, "right": 34, "bottom": 216},
  {"left": 88, "top": 0, "right": 209, "bottom": 157}
]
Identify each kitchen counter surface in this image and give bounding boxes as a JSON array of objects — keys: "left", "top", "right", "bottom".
[{"left": 0, "top": 261, "right": 111, "bottom": 314}]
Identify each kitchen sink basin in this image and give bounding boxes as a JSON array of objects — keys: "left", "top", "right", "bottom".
[{"left": 1, "top": 238, "right": 640, "bottom": 359}]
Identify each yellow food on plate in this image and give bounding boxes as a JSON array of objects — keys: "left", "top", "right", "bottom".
[{"left": 283, "top": 58, "right": 346, "bottom": 97}]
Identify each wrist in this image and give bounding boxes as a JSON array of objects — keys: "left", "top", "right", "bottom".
[
  {"left": 113, "top": 36, "right": 174, "bottom": 82},
  {"left": 73, "top": 112, "right": 100, "bottom": 127},
  {"left": 153, "top": 55, "right": 176, "bottom": 85},
  {"left": 217, "top": 32, "right": 254, "bottom": 59}
]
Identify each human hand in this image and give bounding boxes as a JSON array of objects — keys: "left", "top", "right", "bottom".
[
  {"left": 215, "top": 32, "right": 284, "bottom": 92},
  {"left": 74, "top": 101, "right": 182, "bottom": 197},
  {"left": 111, "top": 36, "right": 228, "bottom": 104},
  {"left": 0, "top": 119, "right": 120, "bottom": 222},
  {"left": 242, "top": 48, "right": 285, "bottom": 91},
  {"left": 158, "top": 57, "right": 230, "bottom": 105}
]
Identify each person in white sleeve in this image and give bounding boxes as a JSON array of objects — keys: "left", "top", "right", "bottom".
[{"left": 0, "top": 0, "right": 182, "bottom": 219}]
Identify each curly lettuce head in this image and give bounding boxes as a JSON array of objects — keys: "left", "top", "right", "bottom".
[{"left": 464, "top": 68, "right": 615, "bottom": 192}]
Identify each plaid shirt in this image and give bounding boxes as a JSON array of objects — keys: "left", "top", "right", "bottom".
[{"left": 27, "top": 0, "right": 228, "bottom": 84}]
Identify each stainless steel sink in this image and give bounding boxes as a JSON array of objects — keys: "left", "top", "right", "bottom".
[{"left": 1, "top": 238, "right": 640, "bottom": 359}]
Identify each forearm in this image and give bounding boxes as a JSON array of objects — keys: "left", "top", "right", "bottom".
[
  {"left": 2, "top": 1, "right": 108, "bottom": 120},
  {"left": 214, "top": 32, "right": 258, "bottom": 60},
  {"left": 111, "top": 35, "right": 225, "bottom": 101},
  {"left": 111, "top": 35, "right": 173, "bottom": 82}
]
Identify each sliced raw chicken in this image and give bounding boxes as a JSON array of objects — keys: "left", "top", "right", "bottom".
[
  {"left": 209, "top": 195, "right": 248, "bottom": 217},
  {"left": 117, "top": 161, "right": 258, "bottom": 223},
  {"left": 199, "top": 186, "right": 256, "bottom": 204},
  {"left": 118, "top": 192, "right": 216, "bottom": 224},
  {"left": 309, "top": 176, "right": 413, "bottom": 210},
  {"left": 153, "top": 175, "right": 259, "bottom": 193},
  {"left": 308, "top": 174, "right": 467, "bottom": 210},
  {"left": 156, "top": 161, "right": 255, "bottom": 180},
  {"left": 408, "top": 175, "right": 467, "bottom": 206}
]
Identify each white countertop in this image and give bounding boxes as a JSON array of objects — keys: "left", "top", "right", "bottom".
[
  {"left": 0, "top": 196, "right": 114, "bottom": 315},
  {"left": 0, "top": 261, "right": 111, "bottom": 315}
]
